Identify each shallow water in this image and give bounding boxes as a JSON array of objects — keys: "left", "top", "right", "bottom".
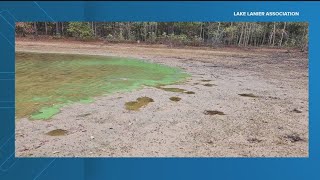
[
  {"left": 157, "top": 87, "right": 194, "bottom": 94},
  {"left": 16, "top": 52, "right": 188, "bottom": 120},
  {"left": 125, "top": 97, "right": 154, "bottom": 111},
  {"left": 46, "top": 129, "right": 68, "bottom": 136}
]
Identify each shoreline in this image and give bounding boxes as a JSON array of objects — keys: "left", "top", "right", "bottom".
[{"left": 15, "top": 39, "right": 308, "bottom": 157}]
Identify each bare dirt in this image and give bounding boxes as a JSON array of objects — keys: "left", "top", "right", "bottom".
[{"left": 15, "top": 39, "right": 308, "bottom": 157}]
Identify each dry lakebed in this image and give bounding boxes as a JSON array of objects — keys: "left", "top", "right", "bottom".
[{"left": 15, "top": 40, "right": 308, "bottom": 157}]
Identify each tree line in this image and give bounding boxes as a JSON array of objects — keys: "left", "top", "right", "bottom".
[{"left": 16, "top": 22, "right": 308, "bottom": 49}]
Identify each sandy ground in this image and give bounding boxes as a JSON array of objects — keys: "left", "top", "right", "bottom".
[{"left": 15, "top": 39, "right": 308, "bottom": 157}]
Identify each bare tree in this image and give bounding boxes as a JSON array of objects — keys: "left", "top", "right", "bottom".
[
  {"left": 56, "top": 22, "right": 59, "bottom": 35},
  {"left": 33, "top": 22, "right": 38, "bottom": 36},
  {"left": 279, "top": 22, "right": 287, "bottom": 47},
  {"left": 44, "top": 22, "right": 48, "bottom": 35}
]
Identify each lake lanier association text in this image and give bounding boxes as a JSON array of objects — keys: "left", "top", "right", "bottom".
[{"left": 234, "top": 12, "right": 299, "bottom": 16}]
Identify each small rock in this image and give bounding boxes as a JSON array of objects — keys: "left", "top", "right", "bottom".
[
  {"left": 207, "top": 141, "right": 214, "bottom": 144},
  {"left": 284, "top": 133, "right": 304, "bottom": 142},
  {"left": 292, "top": 108, "right": 302, "bottom": 113},
  {"left": 247, "top": 138, "right": 262, "bottom": 143},
  {"left": 52, "top": 151, "right": 60, "bottom": 154},
  {"left": 90, "top": 136, "right": 95, "bottom": 140},
  {"left": 19, "top": 147, "right": 29, "bottom": 152}
]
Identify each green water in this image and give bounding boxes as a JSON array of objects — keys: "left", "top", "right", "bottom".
[{"left": 16, "top": 52, "right": 188, "bottom": 120}]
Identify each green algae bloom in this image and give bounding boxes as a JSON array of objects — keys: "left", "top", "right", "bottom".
[{"left": 16, "top": 52, "right": 188, "bottom": 120}]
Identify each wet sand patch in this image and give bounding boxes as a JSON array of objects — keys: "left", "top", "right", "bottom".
[
  {"left": 204, "top": 110, "right": 225, "bottom": 115},
  {"left": 158, "top": 87, "right": 185, "bottom": 93},
  {"left": 238, "top": 93, "right": 259, "bottom": 98},
  {"left": 46, "top": 129, "right": 68, "bottom": 136},
  {"left": 158, "top": 87, "right": 195, "bottom": 95},
  {"left": 125, "top": 97, "right": 154, "bottom": 111},
  {"left": 169, "top": 97, "right": 181, "bottom": 102},
  {"left": 203, "top": 83, "right": 217, "bottom": 87}
]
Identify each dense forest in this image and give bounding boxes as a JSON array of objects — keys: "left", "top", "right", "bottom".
[{"left": 16, "top": 22, "right": 308, "bottom": 49}]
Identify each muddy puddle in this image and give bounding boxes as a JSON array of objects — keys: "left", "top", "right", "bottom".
[
  {"left": 169, "top": 97, "right": 181, "bottom": 102},
  {"left": 125, "top": 97, "right": 154, "bottom": 111},
  {"left": 46, "top": 129, "right": 68, "bottom": 136}
]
